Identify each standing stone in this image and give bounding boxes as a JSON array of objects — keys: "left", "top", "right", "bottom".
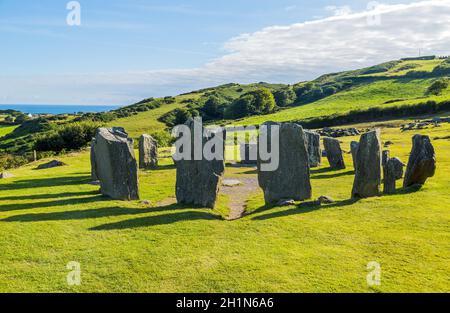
[
  {"left": 258, "top": 122, "right": 311, "bottom": 204},
  {"left": 382, "top": 150, "right": 390, "bottom": 167},
  {"left": 90, "top": 139, "right": 98, "bottom": 181},
  {"left": 384, "top": 157, "right": 405, "bottom": 194},
  {"left": 350, "top": 141, "right": 359, "bottom": 169},
  {"left": 352, "top": 129, "right": 382, "bottom": 198},
  {"left": 403, "top": 135, "right": 436, "bottom": 188},
  {"left": 175, "top": 119, "right": 225, "bottom": 208},
  {"left": 93, "top": 127, "right": 139, "bottom": 200},
  {"left": 323, "top": 137, "right": 345, "bottom": 170},
  {"left": 240, "top": 143, "right": 258, "bottom": 165},
  {"left": 304, "top": 130, "right": 321, "bottom": 167},
  {"left": 139, "top": 134, "right": 158, "bottom": 169}
]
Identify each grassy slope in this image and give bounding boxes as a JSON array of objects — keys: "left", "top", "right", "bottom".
[
  {"left": 0, "top": 125, "right": 18, "bottom": 137},
  {"left": 103, "top": 59, "right": 450, "bottom": 131},
  {"left": 106, "top": 83, "right": 284, "bottom": 138},
  {"left": 238, "top": 78, "right": 450, "bottom": 125},
  {"left": 0, "top": 121, "right": 449, "bottom": 292}
]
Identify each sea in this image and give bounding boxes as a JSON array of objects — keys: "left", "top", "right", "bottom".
[{"left": 0, "top": 104, "right": 121, "bottom": 115}]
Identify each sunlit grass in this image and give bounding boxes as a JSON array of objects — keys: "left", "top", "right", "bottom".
[{"left": 0, "top": 121, "right": 448, "bottom": 292}]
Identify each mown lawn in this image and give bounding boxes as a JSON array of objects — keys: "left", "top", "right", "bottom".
[{"left": 0, "top": 120, "right": 449, "bottom": 292}]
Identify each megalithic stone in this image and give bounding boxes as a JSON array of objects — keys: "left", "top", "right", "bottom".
[
  {"left": 304, "top": 130, "right": 321, "bottom": 168},
  {"left": 382, "top": 150, "right": 390, "bottom": 167},
  {"left": 350, "top": 141, "right": 359, "bottom": 169},
  {"left": 384, "top": 157, "right": 405, "bottom": 194},
  {"left": 258, "top": 122, "right": 312, "bottom": 204},
  {"left": 93, "top": 127, "right": 139, "bottom": 201},
  {"left": 403, "top": 135, "right": 436, "bottom": 188},
  {"left": 90, "top": 138, "right": 98, "bottom": 181},
  {"left": 352, "top": 129, "right": 382, "bottom": 198},
  {"left": 174, "top": 119, "right": 226, "bottom": 208},
  {"left": 323, "top": 137, "right": 345, "bottom": 170},
  {"left": 139, "top": 134, "right": 158, "bottom": 169},
  {"left": 240, "top": 143, "right": 258, "bottom": 165}
]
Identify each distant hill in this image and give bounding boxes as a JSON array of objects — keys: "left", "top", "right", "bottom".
[
  {"left": 106, "top": 56, "right": 450, "bottom": 133},
  {"left": 1, "top": 56, "right": 449, "bottom": 162}
]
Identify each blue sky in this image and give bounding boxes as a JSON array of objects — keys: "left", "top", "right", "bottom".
[{"left": 0, "top": 0, "right": 449, "bottom": 105}]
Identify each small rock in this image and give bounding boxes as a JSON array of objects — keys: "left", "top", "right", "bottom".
[
  {"left": 141, "top": 200, "right": 152, "bottom": 206},
  {"left": 317, "top": 195, "right": 335, "bottom": 204},
  {"left": 0, "top": 172, "right": 14, "bottom": 179},
  {"left": 36, "top": 160, "right": 66, "bottom": 170},
  {"left": 222, "top": 179, "right": 242, "bottom": 187},
  {"left": 384, "top": 141, "right": 394, "bottom": 147},
  {"left": 276, "top": 199, "right": 296, "bottom": 206}
]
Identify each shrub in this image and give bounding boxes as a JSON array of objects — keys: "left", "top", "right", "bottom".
[
  {"left": 159, "top": 108, "right": 196, "bottom": 127},
  {"left": 149, "top": 130, "right": 174, "bottom": 147},
  {"left": 226, "top": 88, "right": 276, "bottom": 119},
  {"left": 426, "top": 78, "right": 449, "bottom": 95},
  {"left": 273, "top": 87, "right": 297, "bottom": 107},
  {"left": 34, "top": 121, "right": 103, "bottom": 152}
]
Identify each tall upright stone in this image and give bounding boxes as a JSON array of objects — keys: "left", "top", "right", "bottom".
[
  {"left": 350, "top": 141, "right": 359, "bottom": 169},
  {"left": 384, "top": 157, "right": 405, "bottom": 194},
  {"left": 304, "top": 130, "right": 321, "bottom": 168},
  {"left": 352, "top": 129, "right": 382, "bottom": 198},
  {"left": 382, "top": 150, "right": 390, "bottom": 167},
  {"left": 258, "top": 122, "right": 311, "bottom": 204},
  {"left": 90, "top": 139, "right": 98, "bottom": 181},
  {"left": 139, "top": 134, "right": 158, "bottom": 169},
  {"left": 240, "top": 143, "right": 258, "bottom": 165},
  {"left": 403, "top": 135, "right": 436, "bottom": 188},
  {"left": 174, "top": 119, "right": 225, "bottom": 208},
  {"left": 92, "top": 127, "right": 139, "bottom": 200},
  {"left": 323, "top": 137, "right": 345, "bottom": 170}
]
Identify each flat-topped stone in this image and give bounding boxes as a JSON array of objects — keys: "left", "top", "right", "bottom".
[
  {"left": 258, "top": 122, "right": 311, "bottom": 204},
  {"left": 352, "top": 129, "right": 382, "bottom": 198},
  {"left": 323, "top": 137, "right": 345, "bottom": 170}
]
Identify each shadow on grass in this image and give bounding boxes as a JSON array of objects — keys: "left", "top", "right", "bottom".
[
  {"left": 0, "top": 194, "right": 106, "bottom": 212},
  {"left": 90, "top": 208, "right": 222, "bottom": 231},
  {"left": 0, "top": 190, "right": 97, "bottom": 201},
  {"left": 0, "top": 175, "right": 91, "bottom": 191},
  {"left": 312, "top": 170, "right": 355, "bottom": 179},
  {"left": 1, "top": 204, "right": 189, "bottom": 223},
  {"left": 150, "top": 164, "right": 176, "bottom": 171},
  {"left": 251, "top": 198, "right": 360, "bottom": 221},
  {"left": 385, "top": 184, "right": 423, "bottom": 196}
]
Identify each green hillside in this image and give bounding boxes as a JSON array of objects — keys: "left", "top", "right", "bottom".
[
  {"left": 102, "top": 57, "right": 450, "bottom": 134},
  {"left": 1, "top": 57, "right": 449, "bottom": 169}
]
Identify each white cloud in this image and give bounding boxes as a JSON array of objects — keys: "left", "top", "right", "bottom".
[
  {"left": 325, "top": 5, "right": 353, "bottom": 16},
  {"left": 1, "top": 0, "right": 450, "bottom": 105}
]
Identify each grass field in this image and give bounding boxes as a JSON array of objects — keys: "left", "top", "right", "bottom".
[
  {"left": 0, "top": 118, "right": 448, "bottom": 292},
  {"left": 0, "top": 125, "right": 18, "bottom": 137}
]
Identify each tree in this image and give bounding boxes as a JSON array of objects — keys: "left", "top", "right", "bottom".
[
  {"left": 427, "top": 79, "right": 449, "bottom": 96},
  {"left": 273, "top": 87, "right": 297, "bottom": 107},
  {"left": 202, "top": 96, "right": 223, "bottom": 119},
  {"left": 227, "top": 88, "right": 276, "bottom": 118}
]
